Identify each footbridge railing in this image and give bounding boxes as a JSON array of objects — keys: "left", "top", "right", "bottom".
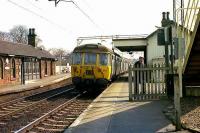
[{"left": 175, "top": 0, "right": 200, "bottom": 73}]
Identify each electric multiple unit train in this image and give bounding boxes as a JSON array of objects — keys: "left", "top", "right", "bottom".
[{"left": 71, "top": 43, "right": 130, "bottom": 88}]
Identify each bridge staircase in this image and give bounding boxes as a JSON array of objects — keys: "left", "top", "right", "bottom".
[{"left": 176, "top": 0, "right": 200, "bottom": 95}]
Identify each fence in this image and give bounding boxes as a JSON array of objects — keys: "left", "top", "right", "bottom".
[{"left": 128, "top": 64, "right": 169, "bottom": 101}]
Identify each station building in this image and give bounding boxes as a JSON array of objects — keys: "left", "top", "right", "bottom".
[{"left": 0, "top": 28, "right": 56, "bottom": 87}]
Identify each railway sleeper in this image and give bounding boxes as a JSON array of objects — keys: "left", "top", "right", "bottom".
[
  {"left": 66, "top": 114, "right": 79, "bottom": 118},
  {"left": 12, "top": 115, "right": 21, "bottom": 119},
  {"left": 46, "top": 118, "right": 70, "bottom": 123},
  {"left": 50, "top": 116, "right": 76, "bottom": 121},
  {"left": 2, "top": 107, "right": 17, "bottom": 111},
  {"left": 35, "top": 126, "right": 65, "bottom": 132},
  {"left": 12, "top": 104, "right": 28, "bottom": 107},
  {"left": 0, "top": 110, "right": 10, "bottom": 113},
  {"left": 43, "top": 120, "right": 71, "bottom": 126},
  {"left": 27, "top": 131, "right": 37, "bottom": 133},
  {"left": 51, "top": 116, "right": 60, "bottom": 119},
  {"left": 41, "top": 122, "right": 67, "bottom": 128},
  {"left": 0, "top": 122, "right": 6, "bottom": 125},
  {"left": 55, "top": 113, "right": 63, "bottom": 116},
  {"left": 59, "top": 110, "right": 68, "bottom": 113}
]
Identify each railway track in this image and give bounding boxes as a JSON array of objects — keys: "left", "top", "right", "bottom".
[
  {"left": 0, "top": 86, "right": 78, "bottom": 133},
  {"left": 15, "top": 92, "right": 91, "bottom": 133},
  {"left": 0, "top": 84, "right": 101, "bottom": 133},
  {"left": 0, "top": 86, "right": 74, "bottom": 119}
]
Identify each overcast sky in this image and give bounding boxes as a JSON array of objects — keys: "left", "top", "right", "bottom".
[{"left": 0, "top": 0, "right": 174, "bottom": 51}]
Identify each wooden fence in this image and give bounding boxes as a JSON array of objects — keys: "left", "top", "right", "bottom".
[{"left": 129, "top": 64, "right": 169, "bottom": 101}]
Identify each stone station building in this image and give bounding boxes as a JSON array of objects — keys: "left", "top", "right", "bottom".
[{"left": 0, "top": 28, "right": 56, "bottom": 86}]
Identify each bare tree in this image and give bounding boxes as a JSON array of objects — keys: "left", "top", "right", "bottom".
[
  {"left": 37, "top": 44, "right": 46, "bottom": 50},
  {"left": 49, "top": 48, "right": 66, "bottom": 58},
  {"left": 36, "top": 36, "right": 45, "bottom": 49},
  {"left": 48, "top": 48, "right": 71, "bottom": 65},
  {"left": 10, "top": 25, "right": 28, "bottom": 44},
  {"left": 0, "top": 31, "right": 12, "bottom": 41},
  {"left": 9, "top": 25, "right": 43, "bottom": 46}
]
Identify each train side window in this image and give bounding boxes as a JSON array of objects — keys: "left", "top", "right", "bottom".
[
  {"left": 99, "top": 53, "right": 108, "bottom": 66},
  {"left": 72, "top": 53, "right": 81, "bottom": 65}
]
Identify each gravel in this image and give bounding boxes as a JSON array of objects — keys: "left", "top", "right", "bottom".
[
  {"left": 163, "top": 97, "right": 200, "bottom": 132},
  {"left": 181, "top": 97, "right": 200, "bottom": 132}
]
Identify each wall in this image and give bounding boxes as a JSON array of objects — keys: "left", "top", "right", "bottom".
[
  {"left": 0, "top": 56, "right": 21, "bottom": 86},
  {"left": 40, "top": 59, "right": 56, "bottom": 79},
  {"left": 147, "top": 32, "right": 165, "bottom": 64},
  {"left": 0, "top": 56, "right": 56, "bottom": 87},
  {"left": 112, "top": 33, "right": 166, "bottom": 64}
]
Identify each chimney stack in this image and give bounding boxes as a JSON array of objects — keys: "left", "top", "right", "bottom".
[
  {"left": 162, "top": 12, "right": 166, "bottom": 20},
  {"left": 28, "top": 28, "right": 37, "bottom": 47},
  {"left": 166, "top": 12, "right": 170, "bottom": 20},
  {"left": 161, "top": 12, "right": 171, "bottom": 27}
]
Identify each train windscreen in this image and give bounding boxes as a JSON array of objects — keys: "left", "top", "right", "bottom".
[
  {"left": 72, "top": 53, "right": 82, "bottom": 65},
  {"left": 84, "top": 53, "right": 96, "bottom": 65}
]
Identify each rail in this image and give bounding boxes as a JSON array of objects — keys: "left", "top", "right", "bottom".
[
  {"left": 0, "top": 87, "right": 74, "bottom": 119},
  {"left": 14, "top": 92, "right": 85, "bottom": 133}
]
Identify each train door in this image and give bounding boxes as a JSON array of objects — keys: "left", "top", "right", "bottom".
[{"left": 111, "top": 55, "right": 115, "bottom": 78}]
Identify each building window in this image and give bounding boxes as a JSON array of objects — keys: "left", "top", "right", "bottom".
[
  {"left": 11, "top": 59, "right": 16, "bottom": 78},
  {"left": 45, "top": 61, "right": 48, "bottom": 75},
  {"left": 0, "top": 59, "right": 3, "bottom": 79}
]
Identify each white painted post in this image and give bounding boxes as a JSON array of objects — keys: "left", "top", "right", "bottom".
[
  {"left": 174, "top": 74, "right": 181, "bottom": 130},
  {"left": 128, "top": 65, "right": 133, "bottom": 101}
]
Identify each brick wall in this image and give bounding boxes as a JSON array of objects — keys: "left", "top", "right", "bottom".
[
  {"left": 0, "top": 57, "right": 56, "bottom": 86},
  {"left": 0, "top": 57, "right": 21, "bottom": 86},
  {"left": 40, "top": 60, "right": 56, "bottom": 79}
]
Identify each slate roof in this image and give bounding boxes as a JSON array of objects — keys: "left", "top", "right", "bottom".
[{"left": 0, "top": 40, "right": 55, "bottom": 59}]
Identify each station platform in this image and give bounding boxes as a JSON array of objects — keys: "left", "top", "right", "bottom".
[
  {"left": 65, "top": 76, "right": 183, "bottom": 133},
  {"left": 0, "top": 73, "right": 71, "bottom": 95}
]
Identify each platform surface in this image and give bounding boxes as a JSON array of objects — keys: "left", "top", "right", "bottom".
[
  {"left": 65, "top": 77, "right": 178, "bottom": 133},
  {"left": 0, "top": 73, "right": 70, "bottom": 95}
]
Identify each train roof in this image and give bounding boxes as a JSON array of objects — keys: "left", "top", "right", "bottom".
[{"left": 73, "top": 43, "right": 113, "bottom": 53}]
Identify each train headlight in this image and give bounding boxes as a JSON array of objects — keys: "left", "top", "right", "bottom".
[{"left": 73, "top": 66, "right": 77, "bottom": 72}]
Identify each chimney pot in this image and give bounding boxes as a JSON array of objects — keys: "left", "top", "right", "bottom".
[
  {"left": 32, "top": 28, "right": 35, "bottom": 35},
  {"left": 162, "top": 12, "right": 166, "bottom": 20},
  {"left": 29, "top": 29, "right": 32, "bottom": 35},
  {"left": 167, "top": 12, "right": 170, "bottom": 20}
]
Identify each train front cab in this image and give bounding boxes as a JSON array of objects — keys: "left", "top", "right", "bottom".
[{"left": 71, "top": 52, "right": 112, "bottom": 87}]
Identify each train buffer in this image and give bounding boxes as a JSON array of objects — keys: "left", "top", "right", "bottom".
[{"left": 64, "top": 74, "right": 186, "bottom": 133}]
